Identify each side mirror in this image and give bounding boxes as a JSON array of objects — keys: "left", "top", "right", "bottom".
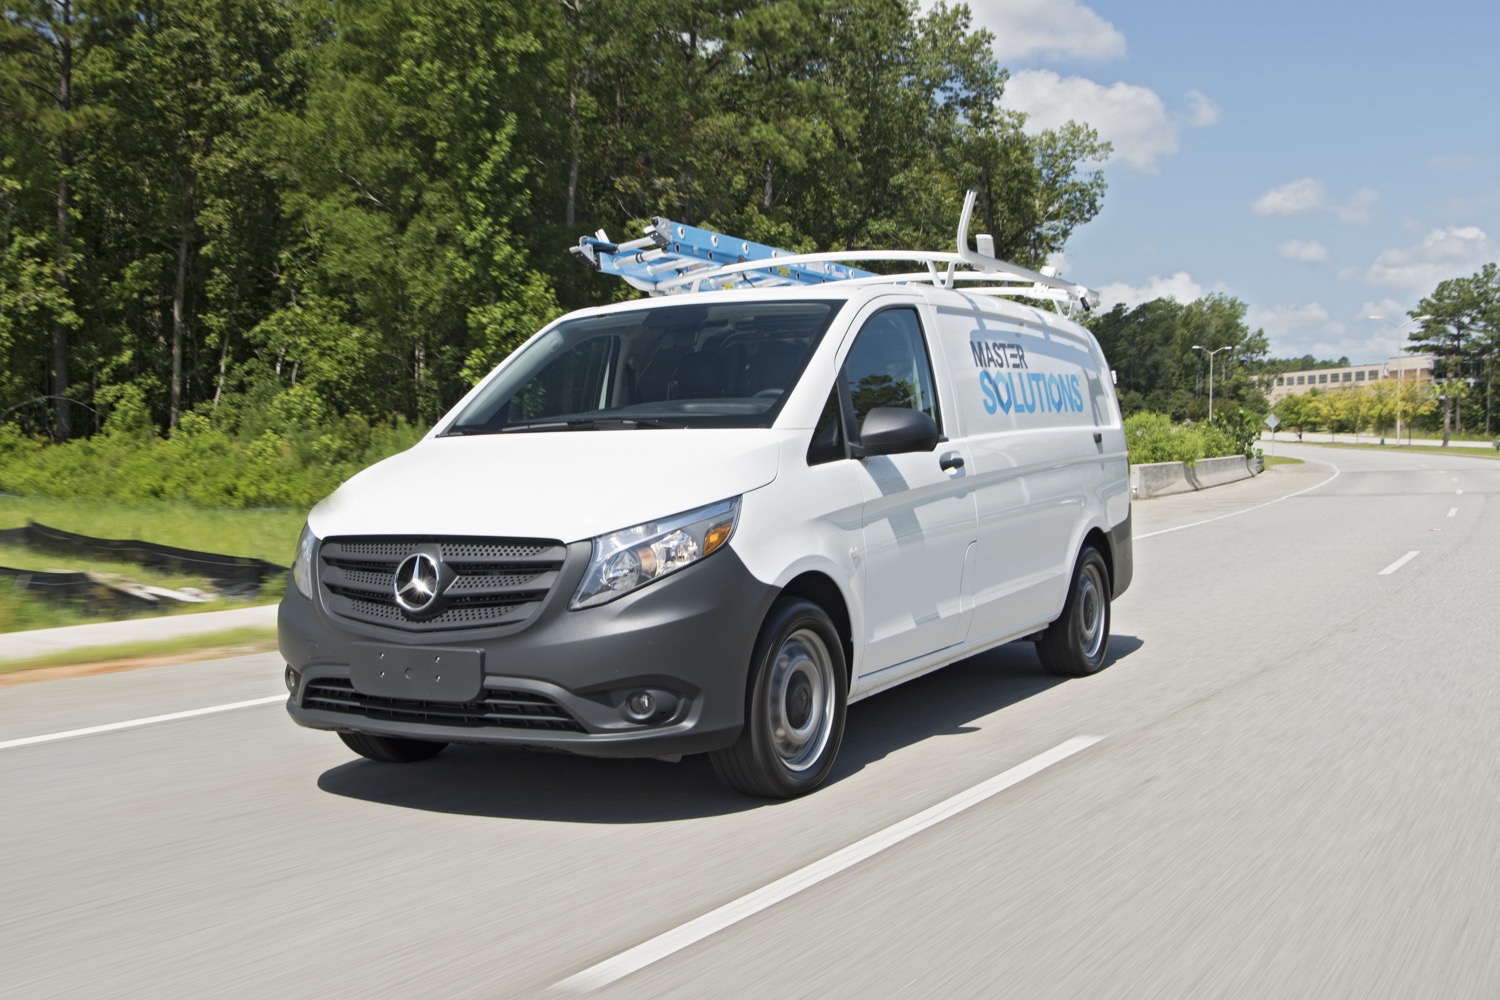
[{"left": 854, "top": 407, "right": 940, "bottom": 457}]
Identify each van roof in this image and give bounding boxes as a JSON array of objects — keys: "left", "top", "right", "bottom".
[{"left": 564, "top": 279, "right": 1095, "bottom": 342}]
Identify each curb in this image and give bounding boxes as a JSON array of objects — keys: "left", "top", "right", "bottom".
[{"left": 0, "top": 604, "right": 279, "bottom": 664}]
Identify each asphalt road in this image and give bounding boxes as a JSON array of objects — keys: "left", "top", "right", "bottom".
[{"left": 4, "top": 444, "right": 1497, "bottom": 999}]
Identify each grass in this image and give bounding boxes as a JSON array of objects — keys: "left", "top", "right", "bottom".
[
  {"left": 0, "top": 494, "right": 303, "bottom": 633},
  {"left": 1288, "top": 441, "right": 1500, "bottom": 460},
  {"left": 1263, "top": 455, "right": 1304, "bottom": 467},
  {"left": 0, "top": 495, "right": 308, "bottom": 566},
  {"left": 0, "top": 625, "right": 279, "bottom": 677},
  {"left": 0, "top": 586, "right": 98, "bottom": 631}
]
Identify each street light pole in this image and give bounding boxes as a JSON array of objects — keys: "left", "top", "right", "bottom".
[
  {"left": 1192, "top": 345, "right": 1232, "bottom": 422},
  {"left": 1369, "top": 314, "right": 1432, "bottom": 445}
]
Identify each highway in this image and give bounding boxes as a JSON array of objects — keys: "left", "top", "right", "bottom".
[{"left": 3, "top": 443, "right": 1498, "bottom": 999}]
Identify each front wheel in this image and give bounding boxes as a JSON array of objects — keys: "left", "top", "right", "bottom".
[
  {"left": 711, "top": 597, "right": 847, "bottom": 799},
  {"left": 339, "top": 731, "right": 448, "bottom": 763},
  {"left": 1037, "top": 546, "right": 1111, "bottom": 677}
]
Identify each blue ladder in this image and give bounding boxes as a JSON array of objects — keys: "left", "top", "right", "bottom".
[{"left": 573, "top": 217, "right": 878, "bottom": 293}]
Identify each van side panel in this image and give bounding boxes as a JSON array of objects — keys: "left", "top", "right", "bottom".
[{"left": 929, "top": 300, "right": 1126, "bottom": 643}]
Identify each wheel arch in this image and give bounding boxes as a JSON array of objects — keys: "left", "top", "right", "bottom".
[
  {"left": 1081, "top": 525, "right": 1114, "bottom": 592},
  {"left": 778, "top": 571, "right": 854, "bottom": 684}
]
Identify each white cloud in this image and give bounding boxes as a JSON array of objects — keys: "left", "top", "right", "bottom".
[
  {"left": 1098, "top": 272, "right": 1207, "bottom": 309},
  {"left": 1185, "top": 90, "right": 1221, "bottom": 127},
  {"left": 1005, "top": 72, "right": 1216, "bottom": 173},
  {"left": 1334, "top": 188, "right": 1378, "bottom": 224},
  {"left": 1360, "top": 226, "right": 1495, "bottom": 293},
  {"left": 1361, "top": 299, "right": 1429, "bottom": 357},
  {"left": 1252, "top": 178, "right": 1379, "bottom": 222},
  {"left": 1363, "top": 298, "right": 1414, "bottom": 326},
  {"left": 961, "top": 0, "right": 1126, "bottom": 62},
  {"left": 1252, "top": 178, "right": 1327, "bottom": 216},
  {"left": 1429, "top": 153, "right": 1477, "bottom": 171},
  {"left": 1278, "top": 240, "right": 1329, "bottom": 263},
  {"left": 1246, "top": 302, "right": 1360, "bottom": 359}
]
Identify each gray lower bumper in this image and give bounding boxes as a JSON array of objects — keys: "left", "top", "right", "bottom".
[{"left": 280, "top": 546, "right": 778, "bottom": 758}]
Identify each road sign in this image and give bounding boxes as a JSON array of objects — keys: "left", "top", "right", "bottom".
[{"left": 1265, "top": 414, "right": 1280, "bottom": 430}]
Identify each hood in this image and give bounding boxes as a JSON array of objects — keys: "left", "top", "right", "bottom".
[{"left": 307, "top": 428, "right": 788, "bottom": 543}]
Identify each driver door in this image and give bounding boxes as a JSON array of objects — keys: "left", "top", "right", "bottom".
[{"left": 842, "top": 306, "right": 976, "bottom": 677}]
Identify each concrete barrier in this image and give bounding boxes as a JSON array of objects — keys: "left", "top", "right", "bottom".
[{"left": 1131, "top": 455, "right": 1256, "bottom": 499}]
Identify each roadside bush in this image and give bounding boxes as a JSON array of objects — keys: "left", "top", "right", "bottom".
[
  {"left": 1208, "top": 405, "right": 1260, "bottom": 458},
  {"left": 1125, "top": 411, "right": 1247, "bottom": 465},
  {"left": 0, "top": 392, "right": 426, "bottom": 509}
]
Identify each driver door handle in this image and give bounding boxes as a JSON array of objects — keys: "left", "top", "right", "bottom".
[{"left": 940, "top": 452, "right": 965, "bottom": 473}]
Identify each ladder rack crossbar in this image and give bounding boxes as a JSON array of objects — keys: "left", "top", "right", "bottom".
[
  {"left": 653, "top": 250, "right": 1050, "bottom": 294},
  {"left": 571, "top": 191, "right": 1098, "bottom": 311}
]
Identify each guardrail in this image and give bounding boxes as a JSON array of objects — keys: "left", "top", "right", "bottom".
[
  {"left": 1131, "top": 455, "right": 1257, "bottom": 500},
  {"left": 0, "top": 522, "right": 286, "bottom": 609}
]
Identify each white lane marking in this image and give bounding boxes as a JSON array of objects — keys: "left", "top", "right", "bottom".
[
  {"left": 1448, "top": 508, "right": 1458, "bottom": 518},
  {"left": 1136, "top": 464, "right": 1340, "bottom": 540},
  {"left": 0, "top": 696, "right": 284, "bottom": 751},
  {"left": 1378, "top": 551, "right": 1420, "bottom": 576},
  {"left": 551, "top": 735, "right": 1105, "bottom": 994}
]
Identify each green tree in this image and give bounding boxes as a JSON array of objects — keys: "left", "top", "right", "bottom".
[
  {"left": 77, "top": 0, "right": 298, "bottom": 432},
  {"left": 1089, "top": 294, "right": 1268, "bottom": 420},
  {"left": 0, "top": 0, "right": 128, "bottom": 438},
  {"left": 547, "top": 0, "right": 1108, "bottom": 283},
  {"left": 1273, "top": 391, "right": 1315, "bottom": 439},
  {"left": 0, "top": 0, "right": 1119, "bottom": 469},
  {"left": 1409, "top": 263, "right": 1497, "bottom": 444},
  {"left": 256, "top": 0, "right": 559, "bottom": 422},
  {"left": 1366, "top": 380, "right": 1396, "bottom": 439}
]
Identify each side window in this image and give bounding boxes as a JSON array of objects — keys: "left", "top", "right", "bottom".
[
  {"left": 806, "top": 387, "right": 846, "bottom": 466},
  {"left": 841, "top": 308, "right": 941, "bottom": 434}
]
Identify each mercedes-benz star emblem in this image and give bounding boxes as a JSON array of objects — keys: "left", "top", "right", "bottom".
[{"left": 393, "top": 553, "right": 442, "bottom": 615}]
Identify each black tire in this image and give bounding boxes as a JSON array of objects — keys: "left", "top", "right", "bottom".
[
  {"left": 711, "top": 597, "right": 848, "bottom": 799},
  {"left": 339, "top": 731, "right": 448, "bottom": 763},
  {"left": 1037, "top": 546, "right": 1112, "bottom": 677}
]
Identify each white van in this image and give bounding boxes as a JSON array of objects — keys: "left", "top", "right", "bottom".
[{"left": 280, "top": 199, "right": 1132, "bottom": 797}]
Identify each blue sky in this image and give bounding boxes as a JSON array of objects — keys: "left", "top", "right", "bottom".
[{"left": 939, "top": 0, "right": 1500, "bottom": 363}]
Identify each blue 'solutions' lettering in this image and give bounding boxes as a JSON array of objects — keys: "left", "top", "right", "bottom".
[
  {"left": 980, "top": 370, "right": 1086, "bottom": 415},
  {"left": 971, "top": 335, "right": 1084, "bottom": 416}
]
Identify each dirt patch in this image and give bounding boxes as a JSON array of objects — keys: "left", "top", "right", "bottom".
[{"left": 0, "top": 640, "right": 279, "bottom": 687}]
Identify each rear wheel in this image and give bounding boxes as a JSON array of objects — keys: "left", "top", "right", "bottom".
[
  {"left": 1037, "top": 546, "right": 1111, "bottom": 677},
  {"left": 711, "top": 597, "right": 847, "bottom": 799},
  {"left": 339, "top": 731, "right": 448, "bottom": 763}
]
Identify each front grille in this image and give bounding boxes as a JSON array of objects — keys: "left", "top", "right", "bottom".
[
  {"left": 318, "top": 535, "right": 567, "bottom": 632},
  {"left": 303, "top": 678, "right": 586, "bottom": 733}
]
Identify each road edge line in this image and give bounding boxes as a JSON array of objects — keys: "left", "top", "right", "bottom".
[
  {"left": 550, "top": 734, "right": 1105, "bottom": 994},
  {"left": 1136, "top": 463, "right": 1340, "bottom": 540},
  {"left": 0, "top": 696, "right": 285, "bottom": 751}
]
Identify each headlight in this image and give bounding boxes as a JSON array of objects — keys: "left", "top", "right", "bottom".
[
  {"left": 572, "top": 498, "right": 740, "bottom": 609},
  {"left": 291, "top": 524, "right": 318, "bottom": 598}
]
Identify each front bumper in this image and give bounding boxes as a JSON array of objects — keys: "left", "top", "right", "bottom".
[{"left": 280, "top": 545, "right": 778, "bottom": 758}]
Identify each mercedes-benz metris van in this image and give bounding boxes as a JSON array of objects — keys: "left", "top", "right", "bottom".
[{"left": 280, "top": 282, "right": 1131, "bottom": 797}]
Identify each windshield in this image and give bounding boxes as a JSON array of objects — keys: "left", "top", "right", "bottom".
[{"left": 443, "top": 300, "right": 842, "bottom": 433}]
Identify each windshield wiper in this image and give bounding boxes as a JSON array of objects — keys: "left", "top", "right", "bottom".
[
  {"left": 443, "top": 417, "right": 685, "bottom": 436},
  {"left": 567, "top": 417, "right": 684, "bottom": 430}
]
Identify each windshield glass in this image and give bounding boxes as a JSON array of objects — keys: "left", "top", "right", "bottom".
[{"left": 443, "top": 300, "right": 843, "bottom": 433}]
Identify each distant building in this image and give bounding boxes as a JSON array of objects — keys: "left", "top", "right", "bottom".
[{"left": 1267, "top": 354, "right": 1435, "bottom": 403}]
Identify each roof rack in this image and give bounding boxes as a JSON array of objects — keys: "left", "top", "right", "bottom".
[{"left": 571, "top": 191, "right": 1099, "bottom": 314}]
